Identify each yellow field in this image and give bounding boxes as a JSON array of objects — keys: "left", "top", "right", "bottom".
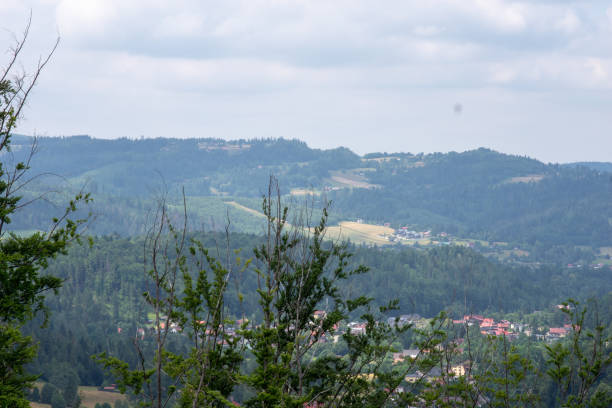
[
  {"left": 200, "top": 199, "right": 393, "bottom": 246},
  {"left": 79, "top": 386, "right": 127, "bottom": 408},
  {"left": 30, "top": 386, "right": 127, "bottom": 408},
  {"left": 325, "top": 221, "right": 394, "bottom": 245},
  {"left": 290, "top": 188, "right": 321, "bottom": 196}
]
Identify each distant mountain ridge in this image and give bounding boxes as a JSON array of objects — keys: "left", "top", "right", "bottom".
[
  {"left": 563, "top": 161, "right": 612, "bottom": 173},
  {"left": 7, "top": 135, "right": 612, "bottom": 253}
]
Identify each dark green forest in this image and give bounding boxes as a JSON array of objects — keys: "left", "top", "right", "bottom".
[{"left": 23, "top": 234, "right": 611, "bottom": 386}]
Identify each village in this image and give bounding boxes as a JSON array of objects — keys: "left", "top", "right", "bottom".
[{"left": 118, "top": 305, "right": 577, "bottom": 350}]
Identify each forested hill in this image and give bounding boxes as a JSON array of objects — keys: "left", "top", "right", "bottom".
[
  {"left": 9, "top": 135, "right": 612, "bottom": 253},
  {"left": 24, "top": 234, "right": 612, "bottom": 387},
  {"left": 563, "top": 161, "right": 612, "bottom": 173}
]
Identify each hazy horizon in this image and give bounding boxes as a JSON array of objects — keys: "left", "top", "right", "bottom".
[{"left": 13, "top": 132, "right": 611, "bottom": 166}]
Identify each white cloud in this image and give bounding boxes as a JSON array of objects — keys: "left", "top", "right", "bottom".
[
  {"left": 585, "top": 58, "right": 608, "bottom": 81},
  {"left": 470, "top": 0, "right": 527, "bottom": 32},
  {"left": 56, "top": 0, "right": 118, "bottom": 37},
  {"left": 413, "top": 25, "right": 444, "bottom": 37},
  {"left": 555, "top": 9, "right": 580, "bottom": 34},
  {"left": 2, "top": 0, "right": 612, "bottom": 161},
  {"left": 488, "top": 66, "right": 516, "bottom": 84},
  {"left": 155, "top": 13, "right": 205, "bottom": 38}
]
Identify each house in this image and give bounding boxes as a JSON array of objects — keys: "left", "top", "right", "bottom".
[
  {"left": 137, "top": 327, "right": 145, "bottom": 339},
  {"left": 547, "top": 326, "right": 570, "bottom": 341},
  {"left": 388, "top": 314, "right": 421, "bottom": 328},
  {"left": 458, "top": 314, "right": 485, "bottom": 326},
  {"left": 392, "top": 349, "right": 419, "bottom": 364},
  {"left": 313, "top": 310, "right": 327, "bottom": 320},
  {"left": 426, "top": 367, "right": 442, "bottom": 382},
  {"left": 451, "top": 364, "right": 466, "bottom": 378},
  {"left": 347, "top": 322, "right": 367, "bottom": 335},
  {"left": 479, "top": 318, "right": 495, "bottom": 329},
  {"left": 405, "top": 371, "right": 423, "bottom": 383}
]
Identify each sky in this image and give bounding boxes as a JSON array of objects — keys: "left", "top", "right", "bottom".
[{"left": 1, "top": 0, "right": 611, "bottom": 163}]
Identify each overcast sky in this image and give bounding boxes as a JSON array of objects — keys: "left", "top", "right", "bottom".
[{"left": 1, "top": 1, "right": 611, "bottom": 163}]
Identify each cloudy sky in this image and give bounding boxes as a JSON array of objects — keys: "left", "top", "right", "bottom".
[{"left": 1, "top": 1, "right": 611, "bottom": 162}]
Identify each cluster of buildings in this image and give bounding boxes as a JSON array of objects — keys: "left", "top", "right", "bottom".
[
  {"left": 452, "top": 315, "right": 518, "bottom": 339},
  {"left": 117, "top": 308, "right": 576, "bottom": 349},
  {"left": 567, "top": 263, "right": 612, "bottom": 271},
  {"left": 452, "top": 314, "right": 575, "bottom": 343},
  {"left": 392, "top": 227, "right": 433, "bottom": 240}
]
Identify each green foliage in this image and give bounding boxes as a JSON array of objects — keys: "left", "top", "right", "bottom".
[
  {"left": 49, "top": 364, "right": 80, "bottom": 407},
  {"left": 50, "top": 389, "right": 66, "bottom": 408},
  {"left": 242, "top": 179, "right": 419, "bottom": 407},
  {"left": 95, "top": 197, "right": 243, "bottom": 407},
  {"left": 114, "top": 401, "right": 130, "bottom": 408},
  {"left": 474, "top": 336, "right": 540, "bottom": 407},
  {"left": 41, "top": 382, "right": 56, "bottom": 404},
  {"left": 544, "top": 300, "right": 612, "bottom": 407},
  {"left": 0, "top": 324, "right": 37, "bottom": 407},
  {"left": 0, "top": 24, "right": 91, "bottom": 407},
  {"left": 30, "top": 386, "right": 40, "bottom": 402}
]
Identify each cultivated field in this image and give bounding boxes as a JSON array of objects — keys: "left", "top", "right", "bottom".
[
  {"left": 79, "top": 386, "right": 128, "bottom": 408},
  {"left": 290, "top": 188, "right": 321, "bottom": 196},
  {"left": 203, "top": 200, "right": 394, "bottom": 246},
  {"left": 30, "top": 386, "right": 127, "bottom": 408},
  {"left": 325, "top": 221, "right": 394, "bottom": 245}
]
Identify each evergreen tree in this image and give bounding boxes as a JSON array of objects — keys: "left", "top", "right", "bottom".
[
  {"left": 30, "top": 386, "right": 40, "bottom": 402},
  {"left": 0, "top": 18, "right": 90, "bottom": 407},
  {"left": 50, "top": 390, "right": 66, "bottom": 408},
  {"left": 41, "top": 383, "right": 56, "bottom": 404}
]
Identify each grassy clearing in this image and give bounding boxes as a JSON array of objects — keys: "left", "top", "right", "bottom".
[
  {"left": 505, "top": 174, "right": 545, "bottom": 184},
  {"left": 222, "top": 202, "right": 392, "bottom": 246},
  {"left": 79, "top": 386, "right": 127, "bottom": 408},
  {"left": 30, "top": 386, "right": 127, "bottom": 408},
  {"left": 328, "top": 170, "right": 379, "bottom": 189},
  {"left": 362, "top": 156, "right": 401, "bottom": 163},
  {"left": 290, "top": 188, "right": 321, "bottom": 196},
  {"left": 453, "top": 239, "right": 490, "bottom": 247},
  {"left": 226, "top": 201, "right": 267, "bottom": 218},
  {"left": 599, "top": 246, "right": 612, "bottom": 256}
]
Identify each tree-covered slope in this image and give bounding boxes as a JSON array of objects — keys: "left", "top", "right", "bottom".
[
  {"left": 9, "top": 135, "right": 612, "bottom": 251},
  {"left": 24, "top": 234, "right": 611, "bottom": 387}
]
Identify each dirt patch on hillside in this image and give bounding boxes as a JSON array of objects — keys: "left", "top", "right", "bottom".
[
  {"left": 226, "top": 201, "right": 266, "bottom": 218},
  {"left": 329, "top": 170, "right": 379, "bottom": 189},
  {"left": 505, "top": 174, "right": 545, "bottom": 184}
]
